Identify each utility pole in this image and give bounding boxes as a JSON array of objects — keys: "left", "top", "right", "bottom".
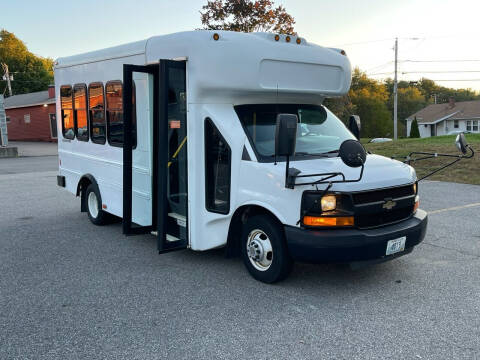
[
  {"left": 393, "top": 37, "right": 398, "bottom": 140},
  {"left": 1, "top": 63, "right": 12, "bottom": 97}
]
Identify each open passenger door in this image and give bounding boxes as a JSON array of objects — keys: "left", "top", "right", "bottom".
[{"left": 123, "top": 60, "right": 188, "bottom": 253}]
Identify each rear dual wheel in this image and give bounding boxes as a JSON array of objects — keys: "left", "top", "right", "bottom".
[
  {"left": 241, "top": 215, "right": 293, "bottom": 283},
  {"left": 85, "top": 184, "right": 109, "bottom": 225}
]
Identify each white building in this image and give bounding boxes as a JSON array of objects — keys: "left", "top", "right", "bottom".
[{"left": 406, "top": 98, "right": 480, "bottom": 138}]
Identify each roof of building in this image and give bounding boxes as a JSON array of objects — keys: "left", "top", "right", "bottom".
[
  {"left": 407, "top": 100, "right": 480, "bottom": 124},
  {"left": 4, "top": 90, "right": 55, "bottom": 109}
]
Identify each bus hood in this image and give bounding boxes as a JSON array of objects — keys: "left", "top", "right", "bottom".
[{"left": 285, "top": 154, "right": 416, "bottom": 192}]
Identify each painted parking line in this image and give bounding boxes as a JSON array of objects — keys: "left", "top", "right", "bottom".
[{"left": 429, "top": 202, "right": 480, "bottom": 215}]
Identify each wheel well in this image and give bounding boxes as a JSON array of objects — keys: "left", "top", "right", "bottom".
[
  {"left": 77, "top": 174, "right": 97, "bottom": 213},
  {"left": 225, "top": 205, "right": 283, "bottom": 258}
]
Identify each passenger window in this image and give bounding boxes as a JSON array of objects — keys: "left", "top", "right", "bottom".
[
  {"left": 74, "top": 84, "right": 88, "bottom": 141},
  {"left": 88, "top": 83, "right": 106, "bottom": 144},
  {"left": 106, "top": 81, "right": 124, "bottom": 147},
  {"left": 106, "top": 81, "right": 136, "bottom": 147},
  {"left": 205, "top": 118, "right": 231, "bottom": 214},
  {"left": 60, "top": 86, "right": 74, "bottom": 139}
]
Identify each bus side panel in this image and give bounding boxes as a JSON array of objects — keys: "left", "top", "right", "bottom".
[{"left": 55, "top": 54, "right": 151, "bottom": 224}]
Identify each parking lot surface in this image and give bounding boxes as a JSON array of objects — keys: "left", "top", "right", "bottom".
[{"left": 1, "top": 156, "right": 480, "bottom": 359}]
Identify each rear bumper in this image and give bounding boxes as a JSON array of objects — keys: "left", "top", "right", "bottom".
[{"left": 284, "top": 209, "right": 428, "bottom": 264}]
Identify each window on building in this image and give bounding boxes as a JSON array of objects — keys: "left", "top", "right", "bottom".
[
  {"left": 61, "top": 85, "right": 74, "bottom": 139},
  {"left": 88, "top": 83, "right": 106, "bottom": 144},
  {"left": 466, "top": 121, "right": 472, "bottom": 132},
  {"left": 74, "top": 84, "right": 88, "bottom": 141},
  {"left": 473, "top": 120, "right": 479, "bottom": 132},
  {"left": 24, "top": 114, "right": 31, "bottom": 124},
  {"left": 6, "top": 116, "right": 10, "bottom": 123},
  {"left": 205, "top": 118, "right": 231, "bottom": 214},
  {"left": 49, "top": 114, "right": 57, "bottom": 139},
  {"left": 454, "top": 120, "right": 459, "bottom": 129}
]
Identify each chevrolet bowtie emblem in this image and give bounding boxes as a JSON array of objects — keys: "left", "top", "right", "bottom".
[{"left": 382, "top": 199, "right": 397, "bottom": 210}]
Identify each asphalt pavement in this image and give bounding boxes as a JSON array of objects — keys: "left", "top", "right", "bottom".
[{"left": 1, "top": 156, "right": 480, "bottom": 359}]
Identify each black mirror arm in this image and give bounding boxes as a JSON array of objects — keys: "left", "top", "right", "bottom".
[
  {"left": 286, "top": 164, "right": 364, "bottom": 188},
  {"left": 407, "top": 146, "right": 475, "bottom": 181}
]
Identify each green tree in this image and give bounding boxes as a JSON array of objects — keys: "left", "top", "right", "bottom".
[
  {"left": 200, "top": 0, "right": 296, "bottom": 34},
  {"left": 0, "top": 29, "right": 53, "bottom": 96},
  {"left": 348, "top": 68, "right": 392, "bottom": 138},
  {"left": 410, "top": 117, "right": 420, "bottom": 138},
  {"left": 385, "top": 86, "right": 426, "bottom": 137}
]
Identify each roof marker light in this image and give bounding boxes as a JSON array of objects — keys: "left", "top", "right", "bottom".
[
  {"left": 274, "top": 34, "right": 280, "bottom": 41},
  {"left": 340, "top": 50, "right": 347, "bottom": 56},
  {"left": 285, "top": 36, "right": 291, "bottom": 43},
  {"left": 296, "top": 38, "right": 301, "bottom": 44},
  {"left": 213, "top": 33, "right": 220, "bottom": 41}
]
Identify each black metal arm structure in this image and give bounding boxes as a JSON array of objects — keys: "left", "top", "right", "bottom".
[{"left": 392, "top": 145, "right": 475, "bottom": 181}]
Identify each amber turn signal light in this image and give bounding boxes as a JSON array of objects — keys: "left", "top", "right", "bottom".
[
  {"left": 413, "top": 195, "right": 420, "bottom": 213},
  {"left": 303, "top": 216, "right": 354, "bottom": 227}
]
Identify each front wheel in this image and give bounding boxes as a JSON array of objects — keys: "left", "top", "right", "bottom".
[{"left": 241, "top": 215, "right": 293, "bottom": 283}]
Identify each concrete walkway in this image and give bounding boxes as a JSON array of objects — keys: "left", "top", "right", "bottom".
[{"left": 8, "top": 141, "right": 58, "bottom": 157}]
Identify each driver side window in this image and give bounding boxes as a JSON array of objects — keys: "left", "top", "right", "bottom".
[{"left": 205, "top": 118, "right": 231, "bottom": 214}]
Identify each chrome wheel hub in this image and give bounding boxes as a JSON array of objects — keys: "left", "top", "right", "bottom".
[{"left": 246, "top": 229, "right": 273, "bottom": 271}]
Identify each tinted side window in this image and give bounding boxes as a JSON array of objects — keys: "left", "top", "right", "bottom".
[
  {"left": 205, "top": 118, "right": 231, "bottom": 214},
  {"left": 89, "top": 83, "right": 106, "bottom": 144},
  {"left": 74, "top": 84, "right": 88, "bottom": 141},
  {"left": 106, "top": 81, "right": 123, "bottom": 147},
  {"left": 105, "top": 81, "right": 136, "bottom": 147},
  {"left": 60, "top": 86, "right": 74, "bottom": 139}
]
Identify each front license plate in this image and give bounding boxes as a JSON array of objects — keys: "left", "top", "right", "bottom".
[{"left": 386, "top": 237, "right": 406, "bottom": 256}]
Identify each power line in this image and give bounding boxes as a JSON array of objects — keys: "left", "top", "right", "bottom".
[
  {"left": 365, "top": 61, "right": 393, "bottom": 72},
  {"left": 400, "top": 59, "right": 480, "bottom": 63},
  {"left": 368, "top": 72, "right": 394, "bottom": 76},
  {"left": 401, "top": 70, "right": 480, "bottom": 74},
  {"left": 427, "top": 79, "right": 480, "bottom": 82},
  {"left": 336, "top": 38, "right": 394, "bottom": 46}
]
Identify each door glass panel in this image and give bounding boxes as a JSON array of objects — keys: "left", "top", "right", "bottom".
[{"left": 166, "top": 65, "right": 187, "bottom": 241}]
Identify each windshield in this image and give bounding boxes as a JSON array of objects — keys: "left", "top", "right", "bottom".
[{"left": 235, "top": 104, "right": 355, "bottom": 159}]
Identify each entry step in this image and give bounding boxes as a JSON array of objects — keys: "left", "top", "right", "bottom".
[
  {"left": 166, "top": 234, "right": 180, "bottom": 242},
  {"left": 150, "top": 231, "right": 182, "bottom": 243},
  {"left": 168, "top": 213, "right": 186, "bottom": 227}
]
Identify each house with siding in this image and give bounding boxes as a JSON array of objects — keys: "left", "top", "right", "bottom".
[
  {"left": 4, "top": 85, "right": 57, "bottom": 142},
  {"left": 406, "top": 98, "right": 480, "bottom": 138}
]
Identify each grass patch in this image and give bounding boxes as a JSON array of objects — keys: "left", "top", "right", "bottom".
[{"left": 363, "top": 134, "right": 480, "bottom": 185}]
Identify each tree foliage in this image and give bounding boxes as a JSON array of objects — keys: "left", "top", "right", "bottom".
[
  {"left": 348, "top": 68, "right": 392, "bottom": 138},
  {"left": 410, "top": 117, "right": 420, "bottom": 138},
  {"left": 0, "top": 29, "right": 53, "bottom": 97},
  {"left": 200, "top": 0, "right": 296, "bottom": 34}
]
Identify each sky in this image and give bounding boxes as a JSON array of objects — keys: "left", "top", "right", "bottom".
[{"left": 2, "top": 0, "right": 480, "bottom": 91}]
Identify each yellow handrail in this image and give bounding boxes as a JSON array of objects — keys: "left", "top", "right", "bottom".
[{"left": 168, "top": 136, "right": 187, "bottom": 168}]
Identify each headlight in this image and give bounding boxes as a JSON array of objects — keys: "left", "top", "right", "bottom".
[
  {"left": 413, "top": 182, "right": 417, "bottom": 194},
  {"left": 321, "top": 195, "right": 336, "bottom": 212}
]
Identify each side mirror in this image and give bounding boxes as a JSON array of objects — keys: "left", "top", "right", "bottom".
[
  {"left": 455, "top": 133, "right": 468, "bottom": 155},
  {"left": 348, "top": 115, "right": 361, "bottom": 140},
  {"left": 339, "top": 139, "right": 367, "bottom": 168},
  {"left": 275, "top": 114, "right": 298, "bottom": 157}
]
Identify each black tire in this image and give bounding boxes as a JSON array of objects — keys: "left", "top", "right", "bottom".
[
  {"left": 241, "top": 214, "right": 293, "bottom": 283},
  {"left": 85, "top": 183, "right": 109, "bottom": 225}
]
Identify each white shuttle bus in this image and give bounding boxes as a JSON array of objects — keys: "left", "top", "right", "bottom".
[{"left": 55, "top": 31, "right": 429, "bottom": 283}]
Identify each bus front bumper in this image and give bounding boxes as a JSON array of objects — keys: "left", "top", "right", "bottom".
[{"left": 284, "top": 209, "right": 428, "bottom": 264}]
